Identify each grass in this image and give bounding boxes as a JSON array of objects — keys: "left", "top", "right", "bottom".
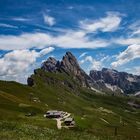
[
  {"left": 1, "top": 121, "right": 138, "bottom": 140},
  {"left": 0, "top": 70, "right": 140, "bottom": 139}
]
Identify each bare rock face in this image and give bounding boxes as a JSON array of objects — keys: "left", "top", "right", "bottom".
[
  {"left": 59, "top": 52, "right": 91, "bottom": 87},
  {"left": 27, "top": 77, "right": 34, "bottom": 86},
  {"left": 60, "top": 52, "right": 81, "bottom": 74},
  {"left": 90, "top": 68, "right": 140, "bottom": 94},
  {"left": 41, "top": 57, "right": 58, "bottom": 72}
]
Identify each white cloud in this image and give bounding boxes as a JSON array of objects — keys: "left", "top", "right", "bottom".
[
  {"left": 12, "top": 17, "right": 29, "bottom": 21},
  {"left": 132, "top": 66, "right": 140, "bottom": 75},
  {"left": 80, "top": 12, "right": 122, "bottom": 33},
  {"left": 67, "top": 6, "right": 74, "bottom": 10},
  {"left": 54, "top": 30, "right": 109, "bottom": 48},
  {"left": 43, "top": 15, "right": 55, "bottom": 26},
  {"left": 0, "top": 74, "right": 30, "bottom": 84},
  {"left": 0, "top": 33, "right": 52, "bottom": 50},
  {"left": 80, "top": 56, "right": 102, "bottom": 71},
  {"left": 125, "top": 66, "right": 140, "bottom": 75},
  {"left": 132, "top": 29, "right": 140, "bottom": 36},
  {"left": 0, "top": 23, "right": 18, "bottom": 29},
  {"left": 115, "top": 37, "right": 140, "bottom": 45},
  {"left": 79, "top": 52, "right": 87, "bottom": 58},
  {"left": 0, "top": 47, "right": 54, "bottom": 82},
  {"left": 111, "top": 44, "right": 140, "bottom": 68},
  {"left": 111, "top": 20, "right": 140, "bottom": 45},
  {"left": 0, "top": 12, "right": 129, "bottom": 52},
  {"left": 39, "top": 47, "right": 54, "bottom": 56},
  {"left": 0, "top": 12, "right": 123, "bottom": 51},
  {"left": 129, "top": 20, "right": 140, "bottom": 36},
  {"left": 80, "top": 55, "right": 111, "bottom": 72},
  {"left": 0, "top": 31, "right": 110, "bottom": 50},
  {"left": 0, "top": 50, "right": 38, "bottom": 76}
]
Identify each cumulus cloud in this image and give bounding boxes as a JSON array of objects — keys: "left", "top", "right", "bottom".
[
  {"left": 80, "top": 54, "right": 110, "bottom": 71},
  {"left": 132, "top": 66, "right": 140, "bottom": 75},
  {"left": 111, "top": 44, "right": 140, "bottom": 68},
  {"left": 80, "top": 56, "right": 102, "bottom": 70},
  {"left": 0, "top": 50, "right": 38, "bottom": 76},
  {"left": 0, "top": 47, "right": 54, "bottom": 82},
  {"left": 125, "top": 66, "right": 140, "bottom": 75},
  {"left": 0, "top": 74, "right": 30, "bottom": 84},
  {"left": 43, "top": 15, "right": 55, "bottom": 26},
  {"left": 80, "top": 12, "right": 122, "bottom": 33}
]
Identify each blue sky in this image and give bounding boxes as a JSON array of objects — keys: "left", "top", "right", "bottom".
[{"left": 0, "top": 0, "right": 140, "bottom": 83}]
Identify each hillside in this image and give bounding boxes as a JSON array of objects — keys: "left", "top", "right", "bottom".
[{"left": 0, "top": 52, "right": 140, "bottom": 140}]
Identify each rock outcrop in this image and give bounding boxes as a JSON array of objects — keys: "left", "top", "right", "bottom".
[
  {"left": 90, "top": 68, "right": 140, "bottom": 94},
  {"left": 41, "top": 57, "right": 58, "bottom": 72}
]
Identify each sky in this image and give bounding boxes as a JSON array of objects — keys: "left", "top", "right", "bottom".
[{"left": 0, "top": 0, "right": 140, "bottom": 83}]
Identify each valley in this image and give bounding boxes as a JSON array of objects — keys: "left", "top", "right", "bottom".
[{"left": 0, "top": 52, "right": 140, "bottom": 140}]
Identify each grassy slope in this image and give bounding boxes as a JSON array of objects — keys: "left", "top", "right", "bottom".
[{"left": 0, "top": 70, "right": 140, "bottom": 140}]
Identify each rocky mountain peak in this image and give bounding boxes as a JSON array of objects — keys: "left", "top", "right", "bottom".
[
  {"left": 65, "top": 51, "right": 76, "bottom": 59},
  {"left": 62, "top": 52, "right": 79, "bottom": 66},
  {"left": 47, "top": 57, "right": 57, "bottom": 63},
  {"left": 60, "top": 51, "right": 81, "bottom": 74},
  {"left": 34, "top": 52, "right": 92, "bottom": 87},
  {"left": 102, "top": 68, "right": 118, "bottom": 73},
  {"left": 90, "top": 68, "right": 140, "bottom": 94},
  {"left": 41, "top": 57, "right": 58, "bottom": 72},
  {"left": 28, "top": 52, "right": 140, "bottom": 94},
  {"left": 41, "top": 51, "right": 82, "bottom": 75}
]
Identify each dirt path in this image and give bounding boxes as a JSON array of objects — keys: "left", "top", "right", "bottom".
[
  {"left": 56, "top": 113, "right": 71, "bottom": 129},
  {"left": 56, "top": 119, "right": 62, "bottom": 129}
]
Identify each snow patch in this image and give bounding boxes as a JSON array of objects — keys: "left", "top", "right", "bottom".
[
  {"left": 105, "top": 83, "right": 124, "bottom": 93},
  {"left": 135, "top": 91, "right": 140, "bottom": 96},
  {"left": 127, "top": 76, "right": 136, "bottom": 82},
  {"left": 91, "top": 87, "right": 104, "bottom": 94}
]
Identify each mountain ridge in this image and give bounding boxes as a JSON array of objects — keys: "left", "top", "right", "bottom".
[
  {"left": 28, "top": 51, "right": 140, "bottom": 95},
  {"left": 39, "top": 51, "right": 92, "bottom": 88},
  {"left": 90, "top": 68, "right": 140, "bottom": 94}
]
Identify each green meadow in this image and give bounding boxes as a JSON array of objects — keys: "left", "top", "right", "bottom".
[{"left": 0, "top": 71, "right": 140, "bottom": 140}]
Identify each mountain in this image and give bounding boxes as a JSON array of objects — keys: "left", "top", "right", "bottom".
[
  {"left": 1, "top": 52, "right": 140, "bottom": 139},
  {"left": 42, "top": 52, "right": 93, "bottom": 87},
  {"left": 90, "top": 68, "right": 140, "bottom": 94},
  {"left": 28, "top": 52, "right": 94, "bottom": 89},
  {"left": 28, "top": 52, "right": 140, "bottom": 95}
]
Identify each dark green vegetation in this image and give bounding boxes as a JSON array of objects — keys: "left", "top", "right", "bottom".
[{"left": 0, "top": 69, "right": 140, "bottom": 140}]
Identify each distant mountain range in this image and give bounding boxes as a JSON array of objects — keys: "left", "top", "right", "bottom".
[{"left": 28, "top": 52, "right": 140, "bottom": 96}]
